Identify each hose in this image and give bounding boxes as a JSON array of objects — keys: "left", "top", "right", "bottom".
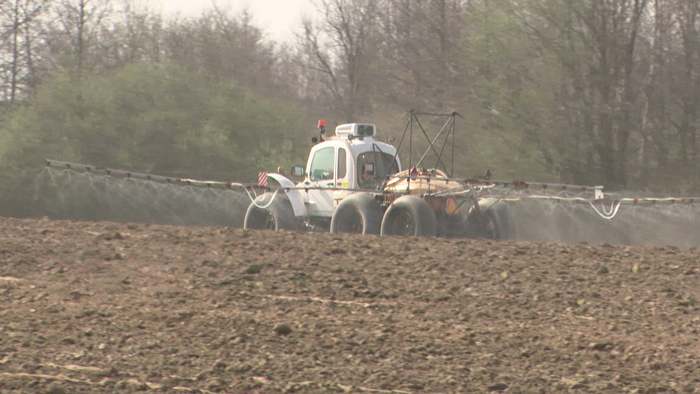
[
  {"left": 247, "top": 188, "right": 284, "bottom": 210},
  {"left": 588, "top": 199, "right": 622, "bottom": 220}
]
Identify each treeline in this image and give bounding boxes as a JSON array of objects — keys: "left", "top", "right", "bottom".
[
  {"left": 297, "top": 0, "right": 700, "bottom": 193},
  {"left": 0, "top": 0, "right": 698, "bottom": 217}
]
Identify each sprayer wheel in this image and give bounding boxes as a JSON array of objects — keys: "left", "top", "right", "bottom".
[
  {"left": 465, "top": 199, "right": 516, "bottom": 240},
  {"left": 330, "top": 193, "right": 383, "bottom": 235},
  {"left": 244, "top": 192, "right": 296, "bottom": 231},
  {"left": 380, "top": 195, "right": 437, "bottom": 237}
]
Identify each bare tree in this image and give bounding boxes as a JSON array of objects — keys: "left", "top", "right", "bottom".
[
  {"left": 524, "top": 0, "right": 650, "bottom": 188},
  {"left": 104, "top": 1, "right": 164, "bottom": 67},
  {"left": 157, "top": 7, "right": 280, "bottom": 95},
  {"left": 377, "top": 0, "right": 466, "bottom": 110},
  {"left": 638, "top": 0, "right": 700, "bottom": 190},
  {"left": 672, "top": 1, "right": 700, "bottom": 173},
  {"left": 0, "top": 0, "right": 48, "bottom": 102},
  {"left": 297, "top": 0, "right": 382, "bottom": 121},
  {"left": 47, "top": 0, "right": 113, "bottom": 78}
]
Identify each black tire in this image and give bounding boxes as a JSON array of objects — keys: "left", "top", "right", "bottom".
[
  {"left": 330, "top": 193, "right": 383, "bottom": 234},
  {"left": 243, "top": 192, "right": 296, "bottom": 231},
  {"left": 380, "top": 195, "right": 437, "bottom": 237},
  {"left": 465, "top": 199, "right": 516, "bottom": 240}
]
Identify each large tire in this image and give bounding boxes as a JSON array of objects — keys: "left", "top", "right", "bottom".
[
  {"left": 380, "top": 195, "right": 437, "bottom": 237},
  {"left": 243, "top": 192, "right": 296, "bottom": 231},
  {"left": 465, "top": 199, "right": 516, "bottom": 240},
  {"left": 330, "top": 193, "right": 383, "bottom": 235}
]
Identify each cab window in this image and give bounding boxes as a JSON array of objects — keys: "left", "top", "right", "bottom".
[
  {"left": 357, "top": 152, "right": 399, "bottom": 189},
  {"left": 337, "top": 148, "right": 347, "bottom": 179},
  {"left": 309, "top": 147, "right": 335, "bottom": 181}
]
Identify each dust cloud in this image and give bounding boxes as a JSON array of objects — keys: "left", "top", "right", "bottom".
[{"left": 39, "top": 167, "right": 700, "bottom": 248}]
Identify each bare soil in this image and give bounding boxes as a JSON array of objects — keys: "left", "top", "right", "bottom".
[{"left": 1, "top": 217, "right": 699, "bottom": 394}]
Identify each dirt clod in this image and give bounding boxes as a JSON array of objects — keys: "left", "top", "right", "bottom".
[
  {"left": 274, "top": 323, "right": 293, "bottom": 336},
  {"left": 488, "top": 383, "right": 508, "bottom": 392},
  {"left": 47, "top": 386, "right": 66, "bottom": 394},
  {"left": 590, "top": 342, "right": 614, "bottom": 351},
  {"left": 244, "top": 264, "right": 262, "bottom": 274}
]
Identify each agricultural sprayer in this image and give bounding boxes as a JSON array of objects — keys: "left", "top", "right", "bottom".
[{"left": 42, "top": 111, "right": 700, "bottom": 247}]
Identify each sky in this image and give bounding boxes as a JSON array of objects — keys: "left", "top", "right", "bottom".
[{"left": 153, "top": 0, "right": 317, "bottom": 43}]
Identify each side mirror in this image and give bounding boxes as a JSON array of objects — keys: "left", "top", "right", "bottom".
[{"left": 291, "top": 166, "right": 304, "bottom": 177}]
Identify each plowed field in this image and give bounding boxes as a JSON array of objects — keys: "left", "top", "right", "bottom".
[{"left": 1, "top": 217, "right": 699, "bottom": 394}]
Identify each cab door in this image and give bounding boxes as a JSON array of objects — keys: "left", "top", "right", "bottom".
[{"left": 305, "top": 146, "right": 337, "bottom": 217}]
